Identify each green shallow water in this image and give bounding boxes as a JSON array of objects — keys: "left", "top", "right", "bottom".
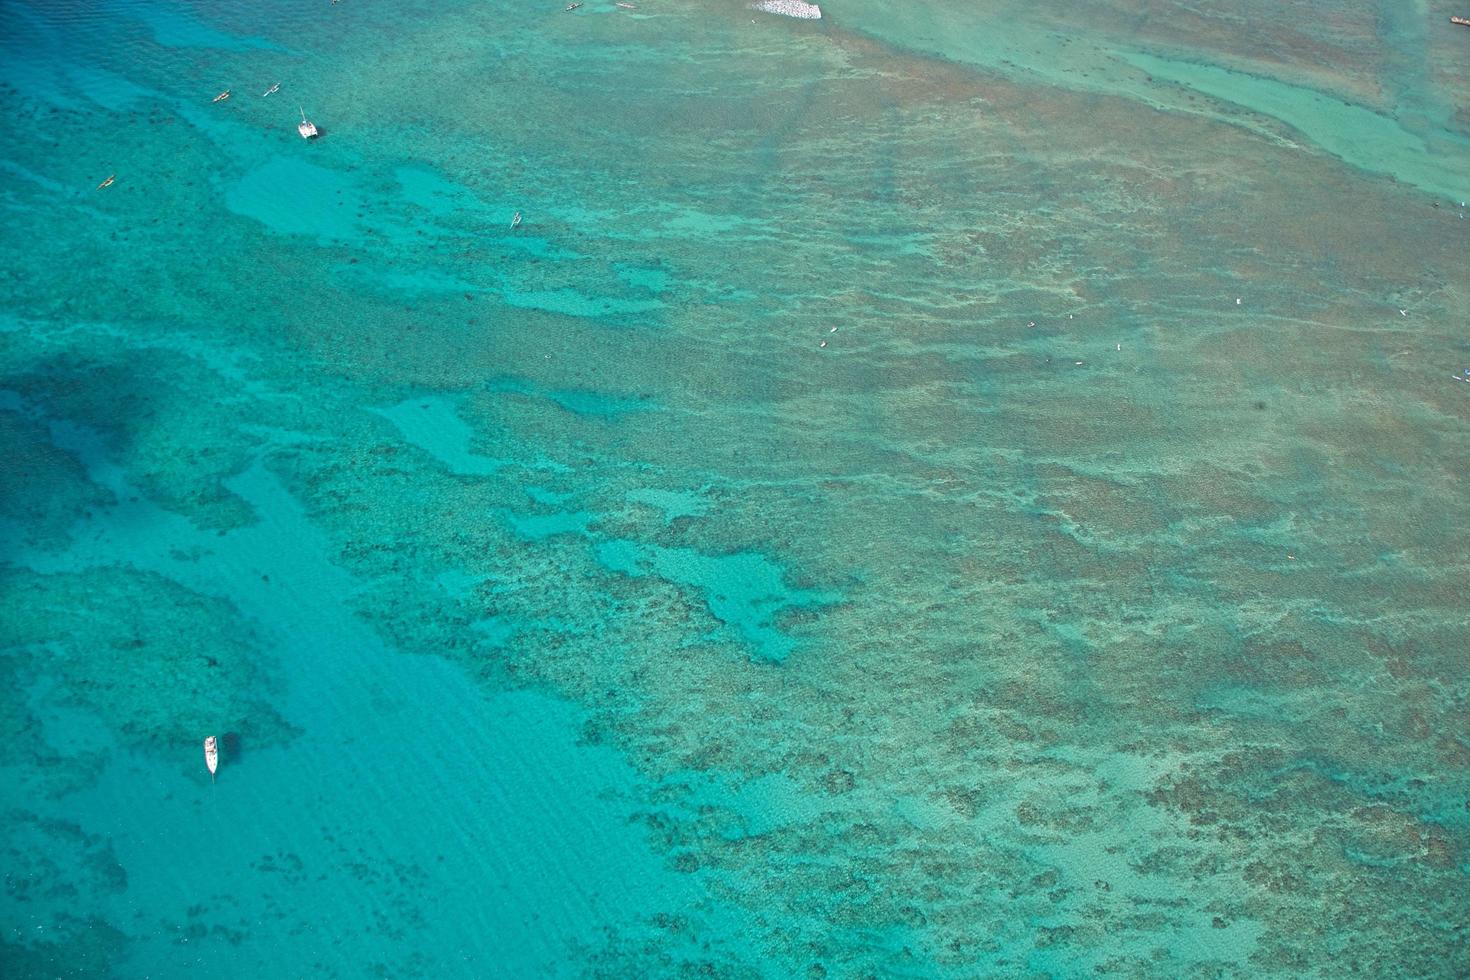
[{"left": 2, "top": 0, "right": 1468, "bottom": 976}]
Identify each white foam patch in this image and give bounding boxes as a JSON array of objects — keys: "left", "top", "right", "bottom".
[{"left": 751, "top": 0, "right": 822, "bottom": 19}]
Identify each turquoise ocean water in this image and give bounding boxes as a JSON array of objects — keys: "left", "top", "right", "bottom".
[{"left": 2, "top": 0, "right": 1468, "bottom": 975}]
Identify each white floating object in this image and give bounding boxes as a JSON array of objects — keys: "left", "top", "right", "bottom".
[
  {"left": 298, "top": 106, "right": 318, "bottom": 139},
  {"left": 751, "top": 0, "right": 821, "bottom": 19},
  {"left": 204, "top": 736, "right": 219, "bottom": 782},
  {"left": 1235, "top": 298, "right": 1241, "bottom": 305}
]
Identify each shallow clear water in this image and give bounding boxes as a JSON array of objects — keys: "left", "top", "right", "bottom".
[{"left": 2, "top": 0, "right": 1468, "bottom": 976}]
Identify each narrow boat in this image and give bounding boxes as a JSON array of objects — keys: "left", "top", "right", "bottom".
[
  {"left": 262, "top": 82, "right": 280, "bottom": 97},
  {"left": 298, "top": 107, "right": 319, "bottom": 139},
  {"left": 204, "top": 735, "right": 219, "bottom": 782},
  {"left": 1452, "top": 15, "right": 1470, "bottom": 26},
  {"left": 212, "top": 89, "right": 231, "bottom": 103},
  {"left": 616, "top": 2, "right": 636, "bottom": 7},
  {"left": 510, "top": 211, "right": 522, "bottom": 229},
  {"left": 96, "top": 174, "right": 115, "bottom": 189},
  {"left": 565, "top": 2, "right": 582, "bottom": 9}
]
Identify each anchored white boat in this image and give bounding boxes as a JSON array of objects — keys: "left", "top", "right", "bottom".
[
  {"left": 204, "top": 735, "right": 219, "bottom": 782},
  {"left": 298, "top": 107, "right": 319, "bottom": 139}
]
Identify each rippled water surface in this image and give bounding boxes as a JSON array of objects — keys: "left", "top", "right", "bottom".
[{"left": 2, "top": 0, "right": 1468, "bottom": 976}]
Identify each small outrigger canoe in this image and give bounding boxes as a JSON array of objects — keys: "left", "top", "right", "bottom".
[
  {"left": 510, "top": 211, "right": 522, "bottom": 229},
  {"left": 262, "top": 82, "right": 280, "bottom": 97},
  {"left": 204, "top": 735, "right": 219, "bottom": 782},
  {"left": 616, "top": 2, "right": 636, "bottom": 7},
  {"left": 1452, "top": 15, "right": 1470, "bottom": 27},
  {"left": 96, "top": 174, "right": 115, "bottom": 189},
  {"left": 212, "top": 89, "right": 231, "bottom": 103},
  {"left": 565, "top": 2, "right": 582, "bottom": 9}
]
